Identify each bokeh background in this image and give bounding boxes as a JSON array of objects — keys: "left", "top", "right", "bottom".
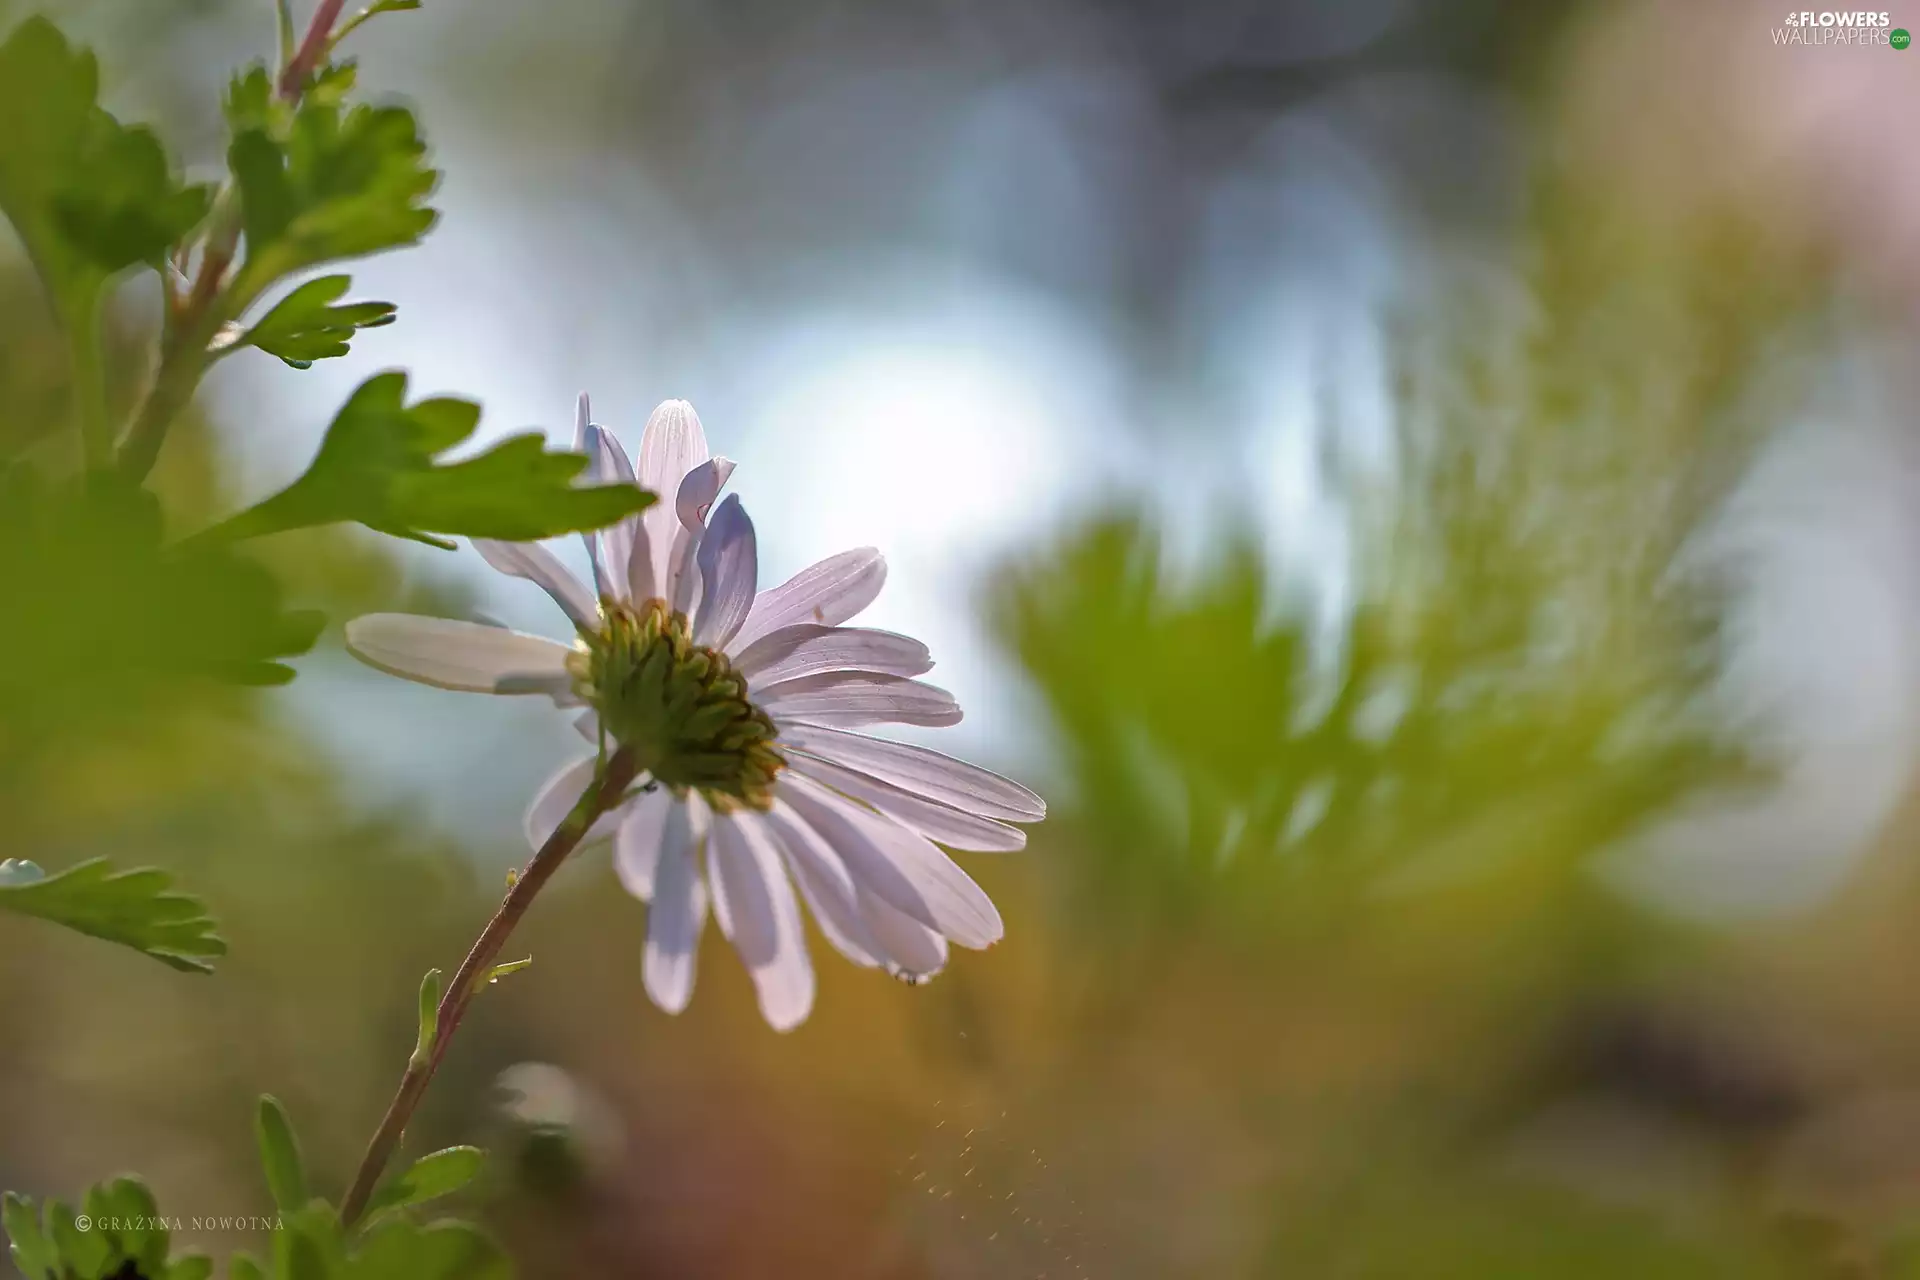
[{"left": 9, "top": 0, "right": 1920, "bottom": 1274}]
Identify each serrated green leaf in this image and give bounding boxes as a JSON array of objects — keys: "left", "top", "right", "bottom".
[
  {"left": 225, "top": 65, "right": 279, "bottom": 133},
  {"left": 227, "top": 90, "right": 438, "bottom": 303},
  {"left": 55, "top": 123, "right": 212, "bottom": 274},
  {"left": 255, "top": 1096, "right": 309, "bottom": 1212},
  {"left": 206, "top": 372, "right": 654, "bottom": 545},
  {"left": 364, "top": 1147, "right": 484, "bottom": 1220},
  {"left": 305, "top": 60, "right": 360, "bottom": 108},
  {"left": 3, "top": 1192, "right": 58, "bottom": 1280},
  {"left": 0, "top": 858, "right": 226, "bottom": 973},
  {"left": 0, "top": 17, "right": 211, "bottom": 322},
  {"left": 239, "top": 275, "right": 396, "bottom": 367}
]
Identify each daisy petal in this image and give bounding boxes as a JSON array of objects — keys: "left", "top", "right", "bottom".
[
  {"left": 764, "top": 800, "right": 882, "bottom": 968},
  {"left": 761, "top": 673, "right": 962, "bottom": 728},
  {"left": 726, "top": 548, "right": 887, "bottom": 654},
  {"left": 345, "top": 614, "right": 575, "bottom": 695},
  {"left": 779, "top": 773, "right": 1003, "bottom": 949},
  {"left": 643, "top": 800, "right": 707, "bottom": 1015},
  {"left": 775, "top": 723, "right": 1046, "bottom": 822},
  {"left": 636, "top": 400, "right": 711, "bottom": 599},
  {"left": 859, "top": 887, "right": 948, "bottom": 982},
  {"left": 471, "top": 539, "right": 599, "bottom": 632},
  {"left": 692, "top": 495, "right": 758, "bottom": 649},
  {"left": 675, "top": 456, "right": 737, "bottom": 531},
  {"left": 524, "top": 755, "right": 622, "bottom": 849},
  {"left": 667, "top": 522, "right": 703, "bottom": 618},
  {"left": 574, "top": 396, "right": 609, "bottom": 598},
  {"left": 708, "top": 848, "right": 737, "bottom": 941},
  {"left": 650, "top": 456, "right": 738, "bottom": 614},
  {"left": 736, "top": 625, "right": 933, "bottom": 687},
  {"left": 711, "top": 812, "right": 816, "bottom": 1031},
  {"left": 581, "top": 424, "right": 643, "bottom": 600},
  {"left": 787, "top": 752, "right": 1027, "bottom": 852},
  {"left": 614, "top": 784, "right": 674, "bottom": 899}
]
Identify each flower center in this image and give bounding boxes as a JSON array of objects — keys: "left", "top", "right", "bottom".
[{"left": 570, "top": 598, "right": 783, "bottom": 810}]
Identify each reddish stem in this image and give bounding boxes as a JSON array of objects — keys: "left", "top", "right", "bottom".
[
  {"left": 336, "top": 749, "right": 639, "bottom": 1227},
  {"left": 278, "top": 0, "right": 349, "bottom": 98}
]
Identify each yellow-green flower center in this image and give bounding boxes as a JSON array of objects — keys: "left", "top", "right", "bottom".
[{"left": 570, "top": 598, "right": 783, "bottom": 811}]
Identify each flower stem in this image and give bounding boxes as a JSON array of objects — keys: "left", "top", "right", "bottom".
[
  {"left": 67, "top": 293, "right": 109, "bottom": 469},
  {"left": 279, "top": 0, "right": 348, "bottom": 97},
  {"left": 116, "top": 305, "right": 220, "bottom": 483},
  {"left": 337, "top": 747, "right": 639, "bottom": 1228}
]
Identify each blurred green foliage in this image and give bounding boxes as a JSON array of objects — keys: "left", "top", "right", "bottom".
[
  {"left": 0, "top": 18, "right": 210, "bottom": 328},
  {"left": 5, "top": 1177, "right": 212, "bottom": 1280},
  {"left": 1, "top": 2, "right": 1915, "bottom": 1278}
]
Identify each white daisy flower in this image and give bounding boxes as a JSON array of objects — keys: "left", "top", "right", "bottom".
[{"left": 345, "top": 396, "right": 1046, "bottom": 1030}]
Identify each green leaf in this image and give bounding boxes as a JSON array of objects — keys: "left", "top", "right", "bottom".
[
  {"left": 85, "top": 1177, "right": 170, "bottom": 1278},
  {"left": 9, "top": 1178, "right": 262, "bottom": 1280},
  {"left": 238, "top": 274, "right": 396, "bottom": 367},
  {"left": 304, "top": 61, "right": 361, "bottom": 109},
  {"left": 273, "top": 1204, "right": 347, "bottom": 1280},
  {"left": 410, "top": 968, "right": 441, "bottom": 1069},
  {"left": 225, "top": 65, "right": 278, "bottom": 134},
  {"left": 0, "top": 466, "right": 325, "bottom": 732},
  {"left": 169, "top": 1255, "right": 215, "bottom": 1280},
  {"left": 352, "top": 0, "right": 424, "bottom": 21},
  {"left": 255, "top": 1096, "right": 310, "bottom": 1212},
  {"left": 0, "top": 858, "right": 226, "bottom": 973},
  {"left": 216, "top": 1206, "right": 510, "bottom": 1280},
  {"left": 0, "top": 17, "right": 211, "bottom": 322},
  {"left": 208, "top": 372, "right": 655, "bottom": 545},
  {"left": 331, "top": 2, "right": 423, "bottom": 51},
  {"left": 43, "top": 1197, "right": 109, "bottom": 1277},
  {"left": 4, "top": 1179, "right": 189, "bottom": 1280},
  {"left": 227, "top": 88, "right": 438, "bottom": 302},
  {"left": 275, "top": 0, "right": 296, "bottom": 68},
  {"left": 364, "top": 1147, "right": 484, "bottom": 1220},
  {"left": 3, "top": 1191, "right": 58, "bottom": 1280},
  {"left": 483, "top": 957, "right": 531, "bottom": 983},
  {"left": 346, "top": 1219, "right": 507, "bottom": 1280}
]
